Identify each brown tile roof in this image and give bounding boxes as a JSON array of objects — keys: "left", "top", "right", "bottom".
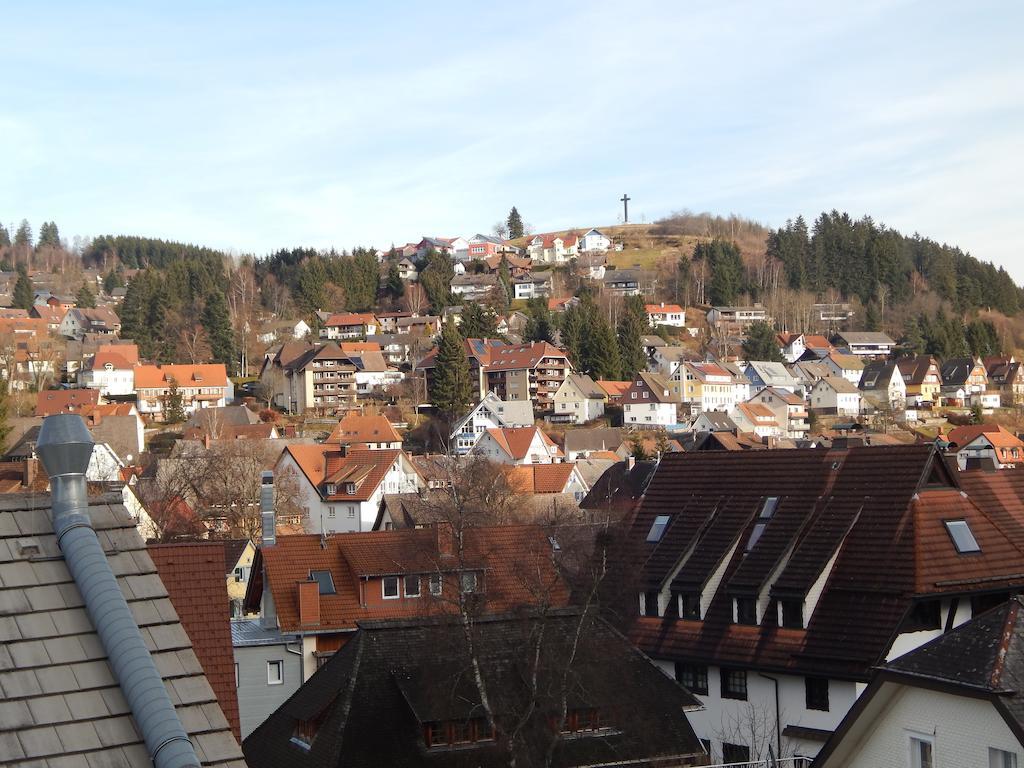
[
  {"left": 507, "top": 463, "right": 576, "bottom": 493},
  {"left": 134, "top": 363, "right": 229, "bottom": 389},
  {"left": 284, "top": 445, "right": 410, "bottom": 501},
  {"left": 0, "top": 493, "right": 245, "bottom": 766},
  {"left": 324, "top": 312, "right": 377, "bottom": 327},
  {"left": 252, "top": 525, "right": 571, "bottom": 632},
  {"left": 149, "top": 542, "right": 242, "bottom": 740},
  {"left": 34, "top": 388, "right": 100, "bottom": 417},
  {"left": 89, "top": 343, "right": 139, "bottom": 370},
  {"left": 326, "top": 413, "right": 402, "bottom": 445},
  {"left": 948, "top": 423, "right": 1024, "bottom": 450},
  {"left": 484, "top": 341, "right": 568, "bottom": 372},
  {"left": 483, "top": 426, "right": 559, "bottom": 461}
]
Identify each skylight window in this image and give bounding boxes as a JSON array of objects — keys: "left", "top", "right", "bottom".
[
  {"left": 746, "top": 497, "right": 779, "bottom": 552},
  {"left": 310, "top": 570, "right": 336, "bottom": 595},
  {"left": 944, "top": 519, "right": 981, "bottom": 554},
  {"left": 646, "top": 515, "right": 671, "bottom": 542}
]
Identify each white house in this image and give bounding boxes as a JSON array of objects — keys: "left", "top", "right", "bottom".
[
  {"left": 274, "top": 445, "right": 423, "bottom": 532},
  {"left": 134, "top": 363, "right": 234, "bottom": 420},
  {"left": 578, "top": 228, "right": 612, "bottom": 252},
  {"left": 836, "top": 331, "right": 896, "bottom": 358},
  {"left": 824, "top": 352, "right": 867, "bottom": 387},
  {"left": 747, "top": 386, "right": 809, "bottom": 439},
  {"left": 449, "top": 392, "right": 535, "bottom": 455},
  {"left": 645, "top": 303, "right": 686, "bottom": 328},
  {"left": 396, "top": 258, "right": 418, "bottom": 281},
  {"left": 512, "top": 273, "right": 553, "bottom": 300},
  {"left": 672, "top": 361, "right": 739, "bottom": 414},
  {"left": 744, "top": 360, "right": 801, "bottom": 395},
  {"left": 526, "top": 232, "right": 579, "bottom": 263},
  {"left": 623, "top": 372, "right": 681, "bottom": 427},
  {"left": 78, "top": 344, "right": 139, "bottom": 396},
  {"left": 471, "top": 426, "right": 562, "bottom": 465},
  {"left": 859, "top": 360, "right": 907, "bottom": 410},
  {"left": 809, "top": 376, "right": 862, "bottom": 416},
  {"left": 550, "top": 373, "right": 606, "bottom": 425},
  {"left": 814, "top": 596, "right": 1024, "bottom": 768}
]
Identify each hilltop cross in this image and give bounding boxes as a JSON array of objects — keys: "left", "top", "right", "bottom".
[{"left": 620, "top": 193, "right": 631, "bottom": 223}]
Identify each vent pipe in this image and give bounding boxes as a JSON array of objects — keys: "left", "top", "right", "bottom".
[
  {"left": 260, "top": 470, "right": 275, "bottom": 549},
  {"left": 37, "top": 415, "right": 200, "bottom": 768}
]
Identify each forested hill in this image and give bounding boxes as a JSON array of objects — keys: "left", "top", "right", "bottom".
[
  {"left": 83, "top": 234, "right": 229, "bottom": 272},
  {"left": 764, "top": 211, "right": 1022, "bottom": 315}
]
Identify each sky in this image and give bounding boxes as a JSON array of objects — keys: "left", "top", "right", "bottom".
[{"left": 4, "top": 1, "right": 1023, "bottom": 281}]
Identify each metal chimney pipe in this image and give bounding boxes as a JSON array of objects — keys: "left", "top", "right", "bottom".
[
  {"left": 36, "top": 415, "right": 200, "bottom": 768},
  {"left": 260, "top": 470, "right": 275, "bottom": 549}
]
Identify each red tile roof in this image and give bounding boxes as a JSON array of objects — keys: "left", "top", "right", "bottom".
[
  {"left": 253, "top": 525, "right": 570, "bottom": 632},
  {"left": 483, "top": 426, "right": 559, "bottom": 461},
  {"left": 326, "top": 413, "right": 402, "bottom": 445},
  {"left": 948, "top": 423, "right": 1024, "bottom": 450},
  {"left": 284, "top": 445, "right": 410, "bottom": 501},
  {"left": 35, "top": 388, "right": 100, "bottom": 416},
  {"left": 507, "top": 463, "right": 577, "bottom": 493},
  {"left": 646, "top": 304, "right": 684, "bottom": 315},
  {"left": 324, "top": 312, "right": 377, "bottom": 327},
  {"left": 134, "top": 363, "right": 229, "bottom": 389},
  {"left": 148, "top": 541, "right": 242, "bottom": 739}
]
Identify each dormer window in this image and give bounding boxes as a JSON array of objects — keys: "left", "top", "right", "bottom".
[
  {"left": 345, "top": 482, "right": 356, "bottom": 495},
  {"left": 780, "top": 599, "right": 803, "bottom": 628},
  {"left": 944, "top": 519, "right": 980, "bottom": 553},
  {"left": 646, "top": 515, "right": 671, "bottom": 543},
  {"left": 734, "top": 597, "right": 757, "bottom": 625}
]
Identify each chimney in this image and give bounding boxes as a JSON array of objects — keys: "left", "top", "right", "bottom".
[
  {"left": 626, "top": 455, "right": 636, "bottom": 471},
  {"left": 23, "top": 457, "right": 37, "bottom": 488},
  {"left": 37, "top": 415, "right": 201, "bottom": 768},
  {"left": 297, "top": 580, "right": 321, "bottom": 626},
  {"left": 260, "top": 470, "right": 275, "bottom": 549}
]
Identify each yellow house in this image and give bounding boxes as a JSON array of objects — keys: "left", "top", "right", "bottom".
[
  {"left": 226, "top": 538, "right": 257, "bottom": 617},
  {"left": 897, "top": 356, "right": 942, "bottom": 403}
]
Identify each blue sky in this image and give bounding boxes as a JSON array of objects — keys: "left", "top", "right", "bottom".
[{"left": 4, "top": 1, "right": 1023, "bottom": 280}]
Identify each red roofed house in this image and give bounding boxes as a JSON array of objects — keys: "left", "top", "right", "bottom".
[
  {"left": 35, "top": 387, "right": 100, "bottom": 416},
  {"left": 484, "top": 341, "right": 572, "bottom": 411},
  {"left": 135, "top": 363, "right": 233, "bottom": 420},
  {"left": 243, "top": 522, "right": 570, "bottom": 681},
  {"left": 506, "top": 462, "right": 589, "bottom": 498},
  {"left": 526, "top": 231, "right": 579, "bottom": 263},
  {"left": 646, "top": 302, "right": 686, "bottom": 328},
  {"left": 79, "top": 342, "right": 140, "bottom": 396},
  {"left": 325, "top": 412, "right": 403, "bottom": 449},
  {"left": 948, "top": 423, "right": 1024, "bottom": 469},
  {"left": 596, "top": 379, "right": 631, "bottom": 403},
  {"left": 471, "top": 426, "right": 563, "bottom": 465},
  {"left": 320, "top": 312, "right": 378, "bottom": 340},
  {"left": 29, "top": 302, "right": 66, "bottom": 332},
  {"left": 275, "top": 444, "right": 423, "bottom": 532}
]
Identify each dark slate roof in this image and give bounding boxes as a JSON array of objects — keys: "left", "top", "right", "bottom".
[
  {"left": 578, "top": 460, "right": 658, "bottom": 520},
  {"left": 625, "top": 445, "right": 1024, "bottom": 681},
  {"left": 0, "top": 492, "right": 246, "bottom": 766},
  {"left": 940, "top": 357, "right": 979, "bottom": 386},
  {"left": 242, "top": 611, "right": 705, "bottom": 768}
]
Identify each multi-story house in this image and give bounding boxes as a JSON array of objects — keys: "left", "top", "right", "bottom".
[
  {"left": 730, "top": 401, "right": 783, "bottom": 438},
  {"left": 748, "top": 386, "right": 809, "bottom": 438},
  {"left": 809, "top": 376, "right": 862, "bottom": 416},
  {"left": 58, "top": 306, "right": 121, "bottom": 339},
  {"left": 603, "top": 268, "right": 643, "bottom": 296},
  {"left": 986, "top": 357, "right": 1024, "bottom": 406},
  {"left": 578, "top": 227, "right": 612, "bottom": 252},
  {"left": 465, "top": 233, "right": 513, "bottom": 260},
  {"left": 259, "top": 342, "right": 359, "bottom": 414},
  {"left": 707, "top": 305, "right": 769, "bottom": 334},
  {"left": 824, "top": 351, "right": 866, "bottom": 387},
  {"left": 511, "top": 272, "right": 553, "bottom": 300},
  {"left": 325, "top": 412, "right": 403, "bottom": 449},
  {"left": 835, "top": 331, "right": 896, "bottom": 358},
  {"left": 859, "top": 359, "right": 906, "bottom": 410},
  {"left": 744, "top": 360, "right": 802, "bottom": 395},
  {"left": 134, "top": 363, "right": 233, "bottom": 419},
  {"left": 319, "top": 312, "right": 378, "bottom": 340},
  {"left": 395, "top": 258, "right": 418, "bottom": 281},
  {"left": 941, "top": 356, "right": 988, "bottom": 396},
  {"left": 78, "top": 342, "right": 138, "bottom": 396},
  {"left": 625, "top": 446, "right": 1024, "bottom": 763},
  {"left": 550, "top": 372, "right": 606, "bottom": 424},
  {"left": 947, "top": 424, "right": 1024, "bottom": 469},
  {"left": 673, "top": 361, "right": 738, "bottom": 414},
  {"left": 526, "top": 231, "right": 579, "bottom": 263},
  {"left": 777, "top": 332, "right": 807, "bottom": 362},
  {"left": 646, "top": 302, "right": 686, "bottom": 328},
  {"left": 448, "top": 391, "right": 535, "bottom": 455},
  {"left": 896, "top": 355, "right": 942, "bottom": 405},
  {"left": 623, "top": 371, "right": 681, "bottom": 427},
  {"left": 484, "top": 341, "right": 571, "bottom": 412},
  {"left": 471, "top": 425, "right": 562, "bottom": 465},
  {"left": 274, "top": 443, "right": 423, "bottom": 532},
  {"left": 450, "top": 272, "right": 500, "bottom": 301}
]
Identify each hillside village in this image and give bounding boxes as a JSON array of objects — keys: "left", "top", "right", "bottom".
[{"left": 2, "top": 214, "right": 1024, "bottom": 768}]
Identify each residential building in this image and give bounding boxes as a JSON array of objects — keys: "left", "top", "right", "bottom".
[
  {"left": 941, "top": 356, "right": 988, "bottom": 395},
  {"left": 80, "top": 402, "right": 146, "bottom": 462},
  {"left": 823, "top": 351, "right": 866, "bottom": 387},
  {"left": 835, "top": 331, "right": 896, "bottom": 357},
  {"left": 674, "top": 361, "right": 738, "bottom": 414},
  {"left": 396, "top": 314, "right": 442, "bottom": 337},
  {"left": 576, "top": 251, "right": 607, "bottom": 280},
  {"left": 745, "top": 360, "right": 802, "bottom": 395},
  {"left": 623, "top": 371, "right": 681, "bottom": 427},
  {"left": 578, "top": 227, "right": 612, "bottom": 252},
  {"left": 483, "top": 341, "right": 572, "bottom": 411},
  {"left": 325, "top": 412, "right": 403, "bottom": 449},
  {"left": 511, "top": 271, "right": 552, "bottom": 300},
  {"left": 450, "top": 272, "right": 501, "bottom": 301},
  {"left": 225, "top": 538, "right": 258, "bottom": 618},
  {"left": 896, "top": 355, "right": 942, "bottom": 405},
  {"left": 730, "top": 402, "right": 783, "bottom": 438},
  {"left": 550, "top": 373, "right": 606, "bottom": 424},
  {"left": 319, "top": 312, "right": 378, "bottom": 340},
  {"left": 654, "top": 346, "right": 694, "bottom": 377},
  {"left": 547, "top": 296, "right": 580, "bottom": 313},
  {"left": 595, "top": 379, "right": 631, "bottom": 404},
  {"left": 526, "top": 231, "right": 579, "bottom": 263},
  {"left": 625, "top": 446, "right": 1024, "bottom": 762},
  {"left": 416, "top": 338, "right": 505, "bottom": 404},
  {"left": 58, "top": 305, "right": 121, "bottom": 339},
  {"left": 809, "top": 376, "right": 862, "bottom": 416},
  {"left": 947, "top": 424, "right": 1024, "bottom": 469},
  {"left": 414, "top": 235, "right": 465, "bottom": 258},
  {"left": 690, "top": 411, "right": 739, "bottom": 434},
  {"left": 987, "top": 357, "right": 1024, "bottom": 406},
  {"left": 790, "top": 360, "right": 833, "bottom": 392},
  {"left": 256, "top": 318, "right": 311, "bottom": 344},
  {"left": 563, "top": 427, "right": 625, "bottom": 460},
  {"left": 243, "top": 523, "right": 571, "bottom": 681},
  {"left": 274, "top": 444, "right": 423, "bottom": 532},
  {"left": 465, "top": 232, "right": 512, "bottom": 260},
  {"left": 396, "top": 257, "right": 418, "bottom": 281},
  {"left": 814, "top": 596, "right": 1024, "bottom": 768},
  {"left": 231, "top": 619, "right": 302, "bottom": 739},
  {"left": 471, "top": 425, "right": 562, "bottom": 465},
  {"left": 241, "top": 612, "right": 706, "bottom": 768},
  {"left": 365, "top": 333, "right": 417, "bottom": 366},
  {"left": 259, "top": 342, "right": 358, "bottom": 414},
  {"left": 135, "top": 363, "right": 233, "bottom": 419},
  {"left": 858, "top": 360, "right": 906, "bottom": 410},
  {"left": 35, "top": 387, "right": 99, "bottom": 416},
  {"left": 812, "top": 302, "right": 855, "bottom": 324},
  {"left": 28, "top": 302, "right": 66, "bottom": 332},
  {"left": 777, "top": 332, "right": 807, "bottom": 363},
  {"left": 78, "top": 342, "right": 139, "bottom": 396},
  {"left": 506, "top": 462, "right": 590, "bottom": 502},
  {"left": 748, "top": 386, "right": 810, "bottom": 438},
  {"left": 448, "top": 392, "right": 535, "bottom": 455},
  {"left": 646, "top": 302, "right": 686, "bottom": 327},
  {"left": 0, "top": 445, "right": 246, "bottom": 766},
  {"left": 800, "top": 334, "right": 835, "bottom": 359},
  {"left": 706, "top": 305, "right": 769, "bottom": 333},
  {"left": 602, "top": 268, "right": 643, "bottom": 295}
]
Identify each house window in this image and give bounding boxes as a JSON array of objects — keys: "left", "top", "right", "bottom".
[
  {"left": 404, "top": 575, "right": 421, "bottom": 597},
  {"left": 328, "top": 507, "right": 336, "bottom": 518},
  {"left": 723, "top": 743, "right": 750, "bottom": 763},
  {"left": 310, "top": 570, "right": 336, "bottom": 595},
  {"left": 680, "top": 593, "right": 701, "bottom": 620},
  {"left": 990, "top": 748, "right": 1018, "bottom": 768},
  {"left": 292, "top": 717, "right": 319, "bottom": 750},
  {"left": 267, "top": 660, "right": 283, "bottom": 685},
  {"left": 348, "top": 506, "right": 356, "bottom": 518},
  {"left": 382, "top": 576, "right": 400, "bottom": 599},
  {"left": 460, "top": 571, "right": 478, "bottom": 594},
  {"left": 429, "top": 574, "right": 443, "bottom": 596},
  {"left": 646, "top": 515, "right": 671, "bottom": 542},
  {"left": 721, "top": 669, "right": 747, "bottom": 700},
  {"left": 345, "top": 483, "right": 356, "bottom": 495},
  {"left": 805, "top": 677, "right": 829, "bottom": 711},
  {"left": 643, "top": 590, "right": 660, "bottom": 617},
  {"left": 735, "top": 597, "right": 757, "bottom": 625},
  {"left": 325, "top": 483, "right": 336, "bottom": 495},
  {"left": 674, "top": 663, "right": 708, "bottom": 695},
  {"left": 909, "top": 734, "right": 934, "bottom": 768},
  {"left": 944, "top": 519, "right": 981, "bottom": 553},
  {"left": 233, "top": 567, "right": 244, "bottom": 583},
  {"left": 781, "top": 599, "right": 803, "bottom": 629},
  {"left": 904, "top": 600, "right": 942, "bottom": 631}
]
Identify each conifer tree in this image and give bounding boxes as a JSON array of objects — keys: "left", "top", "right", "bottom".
[
  {"left": 202, "top": 289, "right": 236, "bottom": 372},
  {"left": 741, "top": 320, "right": 783, "bottom": 362},
  {"left": 14, "top": 220, "right": 32, "bottom": 248},
  {"left": 12, "top": 265, "right": 33, "bottom": 310},
  {"left": 0, "top": 380, "right": 11, "bottom": 452},
  {"left": 584, "top": 305, "right": 621, "bottom": 380},
  {"left": 76, "top": 282, "right": 97, "bottom": 308},
  {"left": 385, "top": 263, "right": 405, "bottom": 299},
  {"left": 459, "top": 302, "right": 497, "bottom": 340},
  {"left": 430, "top": 320, "right": 473, "bottom": 420},
  {"left": 617, "top": 295, "right": 648, "bottom": 379},
  {"left": 559, "top": 304, "right": 584, "bottom": 367},
  {"left": 506, "top": 207, "right": 524, "bottom": 239},
  {"left": 0, "top": 224, "right": 10, "bottom": 248},
  {"left": 164, "top": 378, "right": 186, "bottom": 423}
]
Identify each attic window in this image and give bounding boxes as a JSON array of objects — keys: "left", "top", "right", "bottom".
[
  {"left": 646, "top": 515, "right": 671, "bottom": 543},
  {"left": 310, "top": 570, "right": 335, "bottom": 595},
  {"left": 944, "top": 519, "right": 981, "bottom": 554},
  {"left": 325, "top": 483, "right": 336, "bottom": 495},
  {"left": 345, "top": 482, "right": 356, "bottom": 495}
]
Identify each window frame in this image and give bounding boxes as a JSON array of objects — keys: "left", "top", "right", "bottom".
[
  {"left": 267, "top": 659, "right": 284, "bottom": 686},
  {"left": 989, "top": 747, "right": 1019, "bottom": 768},
  {"left": 908, "top": 732, "right": 934, "bottom": 768},
  {"left": 674, "top": 662, "right": 709, "bottom": 695},
  {"left": 382, "top": 576, "right": 400, "bottom": 599},
  {"left": 429, "top": 573, "right": 443, "bottom": 596},
  {"left": 460, "top": 571, "right": 478, "bottom": 594},
  {"left": 721, "top": 668, "right": 748, "bottom": 700},
  {"left": 404, "top": 575, "right": 421, "bottom": 598},
  {"left": 310, "top": 570, "right": 336, "bottom": 595},
  {"left": 805, "top": 676, "right": 829, "bottom": 711},
  {"left": 944, "top": 518, "right": 981, "bottom": 554}
]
